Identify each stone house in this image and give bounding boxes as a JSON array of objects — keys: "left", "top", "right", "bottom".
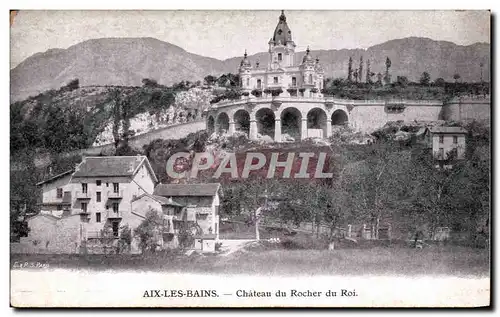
[
  {"left": 425, "top": 126, "right": 467, "bottom": 160},
  {"left": 153, "top": 183, "right": 221, "bottom": 251}
]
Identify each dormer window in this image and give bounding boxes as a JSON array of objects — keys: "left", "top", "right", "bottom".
[
  {"left": 278, "top": 53, "right": 283, "bottom": 61},
  {"left": 278, "top": 29, "right": 282, "bottom": 35}
]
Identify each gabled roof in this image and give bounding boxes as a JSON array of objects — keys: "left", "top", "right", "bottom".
[
  {"left": 72, "top": 156, "right": 158, "bottom": 182},
  {"left": 131, "top": 193, "right": 185, "bottom": 207},
  {"left": 153, "top": 183, "right": 221, "bottom": 197},
  {"left": 428, "top": 127, "right": 468, "bottom": 134},
  {"left": 36, "top": 169, "right": 74, "bottom": 186}
]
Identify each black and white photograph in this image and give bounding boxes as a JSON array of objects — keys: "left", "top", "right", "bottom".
[{"left": 9, "top": 8, "right": 491, "bottom": 308}]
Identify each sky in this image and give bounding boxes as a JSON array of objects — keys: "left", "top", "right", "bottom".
[{"left": 10, "top": 10, "right": 490, "bottom": 69}]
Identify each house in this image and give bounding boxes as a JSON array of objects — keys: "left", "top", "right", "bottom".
[
  {"left": 153, "top": 183, "right": 221, "bottom": 251},
  {"left": 22, "top": 155, "right": 159, "bottom": 254},
  {"left": 36, "top": 169, "right": 75, "bottom": 218},
  {"left": 425, "top": 126, "right": 467, "bottom": 160},
  {"left": 70, "top": 155, "right": 158, "bottom": 238},
  {"left": 131, "top": 193, "right": 195, "bottom": 250}
]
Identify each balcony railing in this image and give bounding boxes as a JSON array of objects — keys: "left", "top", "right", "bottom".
[
  {"left": 106, "top": 210, "right": 123, "bottom": 219},
  {"left": 107, "top": 190, "right": 123, "bottom": 199},
  {"left": 75, "top": 191, "right": 91, "bottom": 199}
]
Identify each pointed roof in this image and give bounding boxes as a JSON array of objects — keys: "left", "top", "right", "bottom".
[
  {"left": 271, "top": 10, "right": 293, "bottom": 45},
  {"left": 72, "top": 155, "right": 158, "bottom": 182},
  {"left": 240, "top": 50, "right": 251, "bottom": 68}
]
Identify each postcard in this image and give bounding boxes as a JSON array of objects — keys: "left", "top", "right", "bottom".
[{"left": 10, "top": 9, "right": 490, "bottom": 308}]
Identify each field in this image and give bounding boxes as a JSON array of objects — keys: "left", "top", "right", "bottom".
[{"left": 10, "top": 241, "right": 489, "bottom": 277}]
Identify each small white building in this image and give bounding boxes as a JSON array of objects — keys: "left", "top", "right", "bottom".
[{"left": 426, "top": 126, "right": 467, "bottom": 160}]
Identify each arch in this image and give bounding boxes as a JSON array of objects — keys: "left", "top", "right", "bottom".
[
  {"left": 216, "top": 112, "right": 230, "bottom": 134},
  {"left": 307, "top": 108, "right": 327, "bottom": 138},
  {"left": 331, "top": 110, "right": 348, "bottom": 126},
  {"left": 207, "top": 116, "right": 215, "bottom": 135},
  {"left": 281, "top": 107, "right": 302, "bottom": 140},
  {"left": 255, "top": 108, "right": 275, "bottom": 138},
  {"left": 233, "top": 109, "right": 250, "bottom": 136}
]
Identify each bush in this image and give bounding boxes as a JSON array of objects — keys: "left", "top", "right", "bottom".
[{"left": 251, "top": 89, "right": 262, "bottom": 97}]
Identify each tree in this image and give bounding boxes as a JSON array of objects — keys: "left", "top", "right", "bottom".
[
  {"left": 366, "top": 59, "right": 373, "bottom": 84},
  {"left": 133, "top": 208, "right": 163, "bottom": 253},
  {"left": 376, "top": 73, "right": 383, "bottom": 86},
  {"left": 142, "top": 78, "right": 158, "bottom": 87},
  {"left": 434, "top": 78, "right": 446, "bottom": 87},
  {"left": 419, "top": 72, "right": 431, "bottom": 86},
  {"left": 396, "top": 76, "right": 409, "bottom": 88},
  {"left": 353, "top": 68, "right": 359, "bottom": 83},
  {"left": 453, "top": 73, "right": 461, "bottom": 83},
  {"left": 204, "top": 75, "right": 217, "bottom": 86},
  {"left": 347, "top": 57, "right": 353, "bottom": 83},
  {"left": 480, "top": 62, "right": 484, "bottom": 82},
  {"left": 359, "top": 56, "right": 364, "bottom": 83},
  {"left": 384, "top": 57, "right": 392, "bottom": 85}
]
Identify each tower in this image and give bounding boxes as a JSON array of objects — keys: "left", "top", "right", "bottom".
[
  {"left": 268, "top": 10, "right": 296, "bottom": 69},
  {"left": 300, "top": 46, "right": 315, "bottom": 87},
  {"left": 239, "top": 50, "right": 252, "bottom": 91}
]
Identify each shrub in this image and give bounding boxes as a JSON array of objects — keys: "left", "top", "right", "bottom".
[
  {"left": 271, "top": 88, "right": 283, "bottom": 97},
  {"left": 251, "top": 89, "right": 262, "bottom": 97}
]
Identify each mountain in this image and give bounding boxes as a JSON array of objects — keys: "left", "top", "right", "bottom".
[{"left": 11, "top": 37, "right": 490, "bottom": 102}]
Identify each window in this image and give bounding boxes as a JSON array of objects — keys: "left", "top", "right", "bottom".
[
  {"left": 439, "top": 135, "right": 444, "bottom": 143},
  {"left": 113, "top": 183, "right": 119, "bottom": 193},
  {"left": 112, "top": 222, "right": 119, "bottom": 237},
  {"left": 96, "top": 212, "right": 101, "bottom": 223},
  {"left": 82, "top": 183, "right": 88, "bottom": 194},
  {"left": 292, "top": 77, "right": 297, "bottom": 86},
  {"left": 112, "top": 202, "right": 119, "bottom": 213},
  {"left": 246, "top": 78, "right": 249, "bottom": 86},
  {"left": 96, "top": 192, "right": 101, "bottom": 202},
  {"left": 309, "top": 74, "right": 313, "bottom": 84},
  {"left": 106, "top": 182, "right": 109, "bottom": 187},
  {"left": 96, "top": 180, "right": 101, "bottom": 186},
  {"left": 439, "top": 148, "right": 444, "bottom": 159},
  {"left": 56, "top": 188, "right": 63, "bottom": 199},
  {"left": 453, "top": 136, "right": 458, "bottom": 144},
  {"left": 273, "top": 77, "right": 278, "bottom": 84},
  {"left": 57, "top": 205, "right": 62, "bottom": 211},
  {"left": 81, "top": 202, "right": 88, "bottom": 213},
  {"left": 278, "top": 53, "right": 282, "bottom": 61},
  {"left": 257, "top": 79, "right": 262, "bottom": 89}
]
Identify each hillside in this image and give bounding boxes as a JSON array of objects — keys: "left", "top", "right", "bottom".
[{"left": 11, "top": 37, "right": 490, "bottom": 101}]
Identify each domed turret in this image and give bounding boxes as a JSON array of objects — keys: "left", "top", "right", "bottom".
[
  {"left": 240, "top": 50, "right": 251, "bottom": 68},
  {"left": 271, "top": 10, "right": 293, "bottom": 45},
  {"left": 302, "top": 46, "right": 314, "bottom": 64},
  {"left": 314, "top": 56, "right": 324, "bottom": 73}
]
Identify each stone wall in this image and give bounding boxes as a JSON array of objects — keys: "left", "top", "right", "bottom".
[{"left": 442, "top": 98, "right": 491, "bottom": 122}]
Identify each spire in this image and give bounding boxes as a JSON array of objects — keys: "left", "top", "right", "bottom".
[
  {"left": 302, "top": 46, "right": 313, "bottom": 64},
  {"left": 240, "top": 49, "right": 251, "bottom": 68},
  {"left": 279, "top": 10, "right": 286, "bottom": 22},
  {"left": 271, "top": 10, "right": 292, "bottom": 45}
]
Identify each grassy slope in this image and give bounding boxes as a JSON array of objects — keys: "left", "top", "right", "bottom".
[{"left": 10, "top": 244, "right": 489, "bottom": 277}]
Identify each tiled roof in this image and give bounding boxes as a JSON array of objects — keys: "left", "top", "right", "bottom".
[
  {"left": 131, "top": 193, "right": 185, "bottom": 207},
  {"left": 72, "top": 156, "right": 157, "bottom": 181},
  {"left": 153, "top": 183, "right": 221, "bottom": 197},
  {"left": 36, "top": 169, "right": 74, "bottom": 186},
  {"left": 429, "top": 127, "right": 468, "bottom": 134}
]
